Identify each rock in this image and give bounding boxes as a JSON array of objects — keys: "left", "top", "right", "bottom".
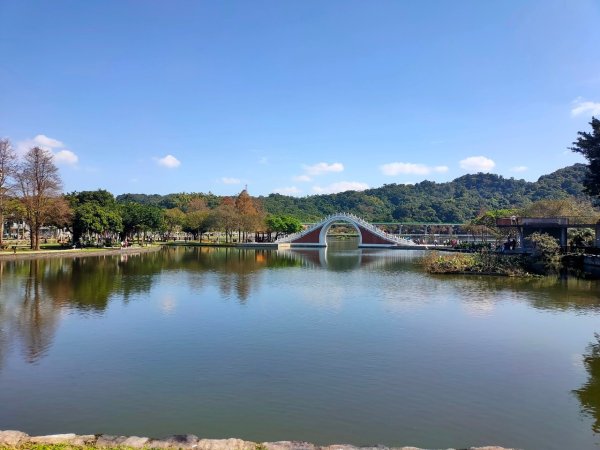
[
  {"left": 321, "top": 446, "right": 361, "bottom": 450},
  {"left": 0, "top": 430, "right": 29, "bottom": 446},
  {"left": 149, "top": 434, "right": 200, "bottom": 448},
  {"left": 96, "top": 434, "right": 130, "bottom": 447},
  {"left": 197, "top": 438, "right": 257, "bottom": 450},
  {"left": 29, "top": 433, "right": 95, "bottom": 445},
  {"left": 121, "top": 435, "right": 151, "bottom": 448},
  {"left": 262, "top": 441, "right": 318, "bottom": 450},
  {"left": 470, "top": 447, "right": 517, "bottom": 450}
]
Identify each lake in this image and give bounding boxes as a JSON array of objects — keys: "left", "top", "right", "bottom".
[{"left": 0, "top": 239, "right": 599, "bottom": 449}]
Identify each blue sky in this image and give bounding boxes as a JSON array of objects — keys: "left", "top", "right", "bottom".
[{"left": 1, "top": 0, "right": 599, "bottom": 196}]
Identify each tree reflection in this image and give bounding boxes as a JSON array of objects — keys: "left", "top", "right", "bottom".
[
  {"left": 0, "top": 248, "right": 307, "bottom": 366},
  {"left": 574, "top": 334, "right": 600, "bottom": 434},
  {"left": 14, "top": 260, "right": 60, "bottom": 363},
  {"left": 177, "top": 247, "right": 303, "bottom": 303},
  {"left": 0, "top": 253, "right": 165, "bottom": 366}
]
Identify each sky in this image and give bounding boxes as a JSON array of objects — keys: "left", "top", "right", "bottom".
[{"left": 1, "top": 0, "right": 599, "bottom": 197}]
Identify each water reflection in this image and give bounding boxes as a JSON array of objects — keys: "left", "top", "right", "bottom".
[
  {"left": 1, "top": 245, "right": 600, "bottom": 448},
  {"left": 574, "top": 334, "right": 600, "bottom": 434},
  {"left": 1, "top": 245, "right": 600, "bottom": 369}
]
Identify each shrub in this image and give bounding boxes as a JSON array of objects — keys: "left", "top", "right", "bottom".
[{"left": 528, "top": 232, "right": 562, "bottom": 273}]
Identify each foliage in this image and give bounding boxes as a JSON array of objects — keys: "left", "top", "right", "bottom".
[
  {"left": 527, "top": 232, "right": 562, "bottom": 273},
  {"left": 569, "top": 117, "right": 600, "bottom": 197},
  {"left": 569, "top": 228, "right": 595, "bottom": 247},
  {"left": 67, "top": 190, "right": 122, "bottom": 243},
  {"left": 115, "top": 164, "right": 590, "bottom": 223},
  {"left": 519, "top": 197, "right": 599, "bottom": 220},
  {"left": 265, "top": 214, "right": 303, "bottom": 239},
  {"left": 163, "top": 207, "right": 186, "bottom": 236},
  {"left": 452, "top": 242, "right": 493, "bottom": 252},
  {"left": 422, "top": 251, "right": 528, "bottom": 276},
  {"left": 120, "top": 202, "right": 164, "bottom": 240},
  {"left": 182, "top": 209, "right": 210, "bottom": 239}
]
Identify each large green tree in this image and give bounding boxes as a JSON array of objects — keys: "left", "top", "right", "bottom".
[
  {"left": 120, "top": 202, "right": 163, "bottom": 243},
  {"left": 265, "top": 215, "right": 303, "bottom": 240},
  {"left": 570, "top": 117, "right": 600, "bottom": 197},
  {"left": 67, "top": 190, "right": 123, "bottom": 244}
]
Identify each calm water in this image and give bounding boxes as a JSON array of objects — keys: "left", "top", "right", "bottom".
[{"left": 0, "top": 239, "right": 599, "bottom": 450}]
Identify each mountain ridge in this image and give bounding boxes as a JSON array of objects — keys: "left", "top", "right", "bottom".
[{"left": 116, "top": 163, "right": 591, "bottom": 223}]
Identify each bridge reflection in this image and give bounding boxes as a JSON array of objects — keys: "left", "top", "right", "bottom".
[{"left": 286, "top": 247, "right": 423, "bottom": 271}]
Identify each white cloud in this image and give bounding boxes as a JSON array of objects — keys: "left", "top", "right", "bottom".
[
  {"left": 221, "top": 177, "right": 241, "bottom": 184},
  {"left": 571, "top": 98, "right": 600, "bottom": 116},
  {"left": 312, "top": 181, "right": 369, "bottom": 194},
  {"left": 380, "top": 162, "right": 449, "bottom": 176},
  {"left": 293, "top": 174, "right": 312, "bottom": 182},
  {"left": 16, "top": 134, "right": 80, "bottom": 167},
  {"left": 156, "top": 154, "right": 181, "bottom": 168},
  {"left": 33, "top": 134, "right": 64, "bottom": 149},
  {"left": 274, "top": 186, "right": 301, "bottom": 195},
  {"left": 510, "top": 166, "right": 528, "bottom": 173},
  {"left": 459, "top": 156, "right": 495, "bottom": 172},
  {"left": 17, "top": 134, "right": 65, "bottom": 155},
  {"left": 303, "top": 162, "right": 344, "bottom": 176},
  {"left": 54, "top": 149, "right": 79, "bottom": 166}
]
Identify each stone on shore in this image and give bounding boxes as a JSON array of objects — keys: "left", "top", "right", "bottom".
[
  {"left": 0, "top": 430, "right": 518, "bottom": 449},
  {"left": 148, "top": 434, "right": 200, "bottom": 448},
  {"left": 197, "top": 438, "right": 256, "bottom": 450},
  {"left": 0, "top": 430, "right": 29, "bottom": 446},
  {"left": 30, "top": 433, "right": 96, "bottom": 446},
  {"left": 263, "top": 441, "right": 319, "bottom": 450}
]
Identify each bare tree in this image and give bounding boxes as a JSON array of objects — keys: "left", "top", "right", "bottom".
[
  {"left": 0, "top": 138, "right": 18, "bottom": 246},
  {"left": 17, "top": 147, "right": 63, "bottom": 250}
]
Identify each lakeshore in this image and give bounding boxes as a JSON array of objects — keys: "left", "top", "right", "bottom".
[
  {"left": 0, "top": 245, "right": 163, "bottom": 261},
  {"left": 0, "top": 430, "right": 514, "bottom": 450}
]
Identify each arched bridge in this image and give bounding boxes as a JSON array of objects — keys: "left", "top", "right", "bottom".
[{"left": 275, "top": 212, "right": 415, "bottom": 248}]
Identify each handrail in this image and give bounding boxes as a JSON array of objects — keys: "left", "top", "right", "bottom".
[{"left": 275, "top": 212, "right": 415, "bottom": 245}]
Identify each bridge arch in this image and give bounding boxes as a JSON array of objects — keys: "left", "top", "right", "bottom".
[
  {"left": 275, "top": 212, "right": 414, "bottom": 248},
  {"left": 318, "top": 215, "right": 363, "bottom": 247}
]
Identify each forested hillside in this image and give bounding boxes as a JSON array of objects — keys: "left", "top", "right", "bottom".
[{"left": 117, "top": 164, "right": 590, "bottom": 223}]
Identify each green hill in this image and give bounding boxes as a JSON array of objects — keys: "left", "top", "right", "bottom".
[{"left": 117, "top": 164, "right": 590, "bottom": 223}]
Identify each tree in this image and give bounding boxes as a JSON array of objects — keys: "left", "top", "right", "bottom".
[
  {"left": 214, "top": 198, "right": 238, "bottom": 243},
  {"left": 528, "top": 232, "right": 562, "bottom": 273},
  {"left": 570, "top": 117, "right": 600, "bottom": 197},
  {"left": 120, "top": 202, "right": 163, "bottom": 244},
  {"left": 519, "top": 198, "right": 599, "bottom": 222},
  {"left": 265, "top": 215, "right": 303, "bottom": 240},
  {"left": 235, "top": 189, "right": 263, "bottom": 241},
  {"left": 72, "top": 202, "right": 122, "bottom": 245},
  {"left": 0, "top": 139, "right": 17, "bottom": 246},
  {"left": 17, "top": 147, "right": 64, "bottom": 250},
  {"left": 183, "top": 210, "right": 210, "bottom": 240},
  {"left": 163, "top": 208, "right": 186, "bottom": 239},
  {"left": 67, "top": 190, "right": 122, "bottom": 244}
]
